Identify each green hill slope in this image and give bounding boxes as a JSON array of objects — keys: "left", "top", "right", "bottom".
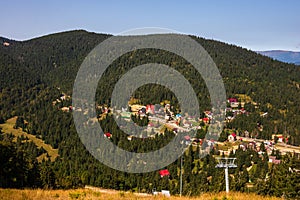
[
  {"left": 1, "top": 30, "right": 300, "bottom": 198},
  {"left": 1, "top": 30, "right": 299, "bottom": 144}
]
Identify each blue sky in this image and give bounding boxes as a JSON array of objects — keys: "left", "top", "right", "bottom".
[{"left": 1, "top": 0, "right": 300, "bottom": 51}]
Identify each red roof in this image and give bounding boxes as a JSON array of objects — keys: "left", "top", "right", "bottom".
[
  {"left": 148, "top": 122, "right": 154, "bottom": 127},
  {"left": 159, "top": 169, "right": 170, "bottom": 177},
  {"left": 203, "top": 118, "right": 209, "bottom": 122},
  {"left": 105, "top": 132, "right": 112, "bottom": 138},
  {"left": 146, "top": 104, "right": 155, "bottom": 112},
  {"left": 184, "top": 135, "right": 191, "bottom": 141},
  {"left": 229, "top": 98, "right": 238, "bottom": 103}
]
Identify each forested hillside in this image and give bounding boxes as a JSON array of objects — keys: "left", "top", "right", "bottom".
[{"left": 0, "top": 30, "right": 300, "bottom": 198}]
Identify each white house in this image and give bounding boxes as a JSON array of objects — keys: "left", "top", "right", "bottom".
[{"left": 228, "top": 133, "right": 237, "bottom": 142}]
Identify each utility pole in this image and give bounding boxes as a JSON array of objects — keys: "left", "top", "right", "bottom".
[
  {"left": 215, "top": 157, "right": 237, "bottom": 193},
  {"left": 179, "top": 138, "right": 190, "bottom": 197}
]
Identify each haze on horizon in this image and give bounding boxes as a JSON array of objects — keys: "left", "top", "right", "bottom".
[{"left": 1, "top": 0, "right": 300, "bottom": 52}]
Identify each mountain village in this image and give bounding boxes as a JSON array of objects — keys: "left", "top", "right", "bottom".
[{"left": 55, "top": 93, "right": 300, "bottom": 166}]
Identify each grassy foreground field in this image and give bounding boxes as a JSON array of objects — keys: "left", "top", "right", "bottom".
[{"left": 0, "top": 188, "right": 282, "bottom": 200}]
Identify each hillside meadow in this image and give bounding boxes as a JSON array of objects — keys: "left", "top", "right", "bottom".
[
  {"left": 0, "top": 117, "right": 59, "bottom": 162},
  {"left": 0, "top": 188, "right": 282, "bottom": 200}
]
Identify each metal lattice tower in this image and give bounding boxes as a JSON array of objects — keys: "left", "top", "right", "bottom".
[{"left": 215, "top": 157, "right": 237, "bottom": 193}]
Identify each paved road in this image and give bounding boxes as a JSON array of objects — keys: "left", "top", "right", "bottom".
[{"left": 237, "top": 136, "right": 300, "bottom": 154}]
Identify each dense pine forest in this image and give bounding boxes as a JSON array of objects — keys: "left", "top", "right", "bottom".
[{"left": 0, "top": 30, "right": 300, "bottom": 199}]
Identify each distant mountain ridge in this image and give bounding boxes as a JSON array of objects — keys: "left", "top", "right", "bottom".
[{"left": 257, "top": 50, "right": 300, "bottom": 65}]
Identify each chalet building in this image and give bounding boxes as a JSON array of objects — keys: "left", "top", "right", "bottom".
[
  {"left": 148, "top": 122, "right": 155, "bottom": 127},
  {"left": 204, "top": 110, "right": 212, "bottom": 118},
  {"left": 159, "top": 169, "right": 170, "bottom": 178},
  {"left": 247, "top": 141, "right": 256, "bottom": 150},
  {"left": 202, "top": 117, "right": 210, "bottom": 124},
  {"left": 230, "top": 102, "right": 240, "bottom": 108},
  {"left": 207, "top": 139, "right": 215, "bottom": 147},
  {"left": 228, "top": 133, "right": 237, "bottom": 142},
  {"left": 239, "top": 144, "right": 246, "bottom": 151},
  {"left": 104, "top": 132, "right": 112, "bottom": 138},
  {"left": 228, "top": 98, "right": 238, "bottom": 103},
  {"left": 184, "top": 135, "right": 191, "bottom": 141},
  {"left": 146, "top": 104, "right": 155, "bottom": 114},
  {"left": 61, "top": 107, "right": 70, "bottom": 112},
  {"left": 228, "top": 98, "right": 240, "bottom": 108},
  {"left": 3, "top": 42, "right": 10, "bottom": 46},
  {"left": 272, "top": 134, "right": 284, "bottom": 143},
  {"left": 130, "top": 104, "right": 144, "bottom": 112}
]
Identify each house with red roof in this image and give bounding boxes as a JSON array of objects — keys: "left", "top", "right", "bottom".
[
  {"left": 159, "top": 169, "right": 170, "bottom": 177},
  {"left": 202, "top": 117, "right": 210, "bottom": 124},
  {"left": 146, "top": 104, "right": 155, "bottom": 114},
  {"left": 104, "top": 132, "right": 112, "bottom": 138},
  {"left": 184, "top": 135, "right": 191, "bottom": 141},
  {"left": 228, "top": 133, "right": 237, "bottom": 142},
  {"left": 272, "top": 134, "right": 284, "bottom": 143},
  {"left": 228, "top": 98, "right": 237, "bottom": 103}
]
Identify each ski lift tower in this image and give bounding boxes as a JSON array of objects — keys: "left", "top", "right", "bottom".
[{"left": 215, "top": 157, "right": 237, "bottom": 193}]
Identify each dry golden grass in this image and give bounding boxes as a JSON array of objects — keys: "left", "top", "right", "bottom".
[
  {"left": 0, "top": 117, "right": 59, "bottom": 162},
  {"left": 0, "top": 188, "right": 282, "bottom": 200}
]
